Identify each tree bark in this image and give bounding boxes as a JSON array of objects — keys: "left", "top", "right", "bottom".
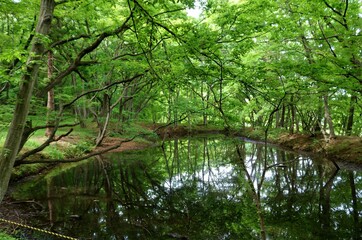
[
  {"left": 289, "top": 96, "right": 295, "bottom": 134},
  {"left": 323, "top": 95, "right": 335, "bottom": 139},
  {"left": 280, "top": 103, "right": 285, "bottom": 128},
  {"left": 0, "top": 0, "right": 55, "bottom": 203},
  {"left": 45, "top": 50, "right": 55, "bottom": 137},
  {"left": 346, "top": 94, "right": 357, "bottom": 136}
]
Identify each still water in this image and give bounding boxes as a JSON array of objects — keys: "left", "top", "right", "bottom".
[{"left": 10, "top": 136, "right": 362, "bottom": 239}]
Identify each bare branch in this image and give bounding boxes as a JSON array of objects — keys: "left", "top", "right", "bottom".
[
  {"left": 111, "top": 36, "right": 169, "bottom": 61},
  {"left": 112, "top": 52, "right": 145, "bottom": 60},
  {"left": 54, "top": 128, "right": 73, "bottom": 141},
  {"left": 15, "top": 128, "right": 74, "bottom": 164},
  {"left": 62, "top": 72, "right": 145, "bottom": 109},
  {"left": 0, "top": 82, "right": 10, "bottom": 95},
  {"left": 74, "top": 69, "right": 89, "bottom": 82},
  {"left": 16, "top": 133, "right": 145, "bottom": 165},
  {"left": 323, "top": 0, "right": 342, "bottom": 16},
  {"left": 318, "top": 21, "right": 337, "bottom": 58},
  {"left": 39, "top": 14, "right": 133, "bottom": 95},
  {"left": 330, "top": 16, "right": 348, "bottom": 29},
  {"left": 15, "top": 116, "right": 190, "bottom": 166},
  {"left": 30, "top": 122, "right": 80, "bottom": 133},
  {"left": 50, "top": 34, "right": 90, "bottom": 48},
  {"left": 343, "top": 0, "right": 349, "bottom": 18}
]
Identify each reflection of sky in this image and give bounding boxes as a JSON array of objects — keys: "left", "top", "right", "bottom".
[{"left": 163, "top": 164, "right": 236, "bottom": 191}]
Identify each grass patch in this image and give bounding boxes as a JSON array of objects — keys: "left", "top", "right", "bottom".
[
  {"left": 63, "top": 140, "right": 93, "bottom": 158},
  {"left": 113, "top": 121, "right": 158, "bottom": 142},
  {"left": 0, "top": 231, "right": 17, "bottom": 240},
  {"left": 12, "top": 163, "right": 48, "bottom": 180},
  {"left": 242, "top": 127, "right": 265, "bottom": 140}
]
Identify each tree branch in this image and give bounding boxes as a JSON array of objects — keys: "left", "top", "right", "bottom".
[
  {"left": 50, "top": 34, "right": 90, "bottom": 49},
  {"left": 30, "top": 122, "right": 80, "bottom": 133},
  {"left": 318, "top": 21, "right": 337, "bottom": 58},
  {"left": 39, "top": 14, "right": 133, "bottom": 95},
  {"left": 16, "top": 133, "right": 145, "bottom": 165},
  {"left": 15, "top": 114, "right": 189, "bottom": 166},
  {"left": 343, "top": 0, "right": 349, "bottom": 18},
  {"left": 323, "top": 0, "right": 342, "bottom": 16},
  {"left": 74, "top": 69, "right": 89, "bottom": 82},
  {"left": 62, "top": 72, "right": 145, "bottom": 109},
  {"left": 15, "top": 128, "right": 74, "bottom": 164}
]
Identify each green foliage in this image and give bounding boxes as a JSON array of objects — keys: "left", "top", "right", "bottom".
[
  {"left": 117, "top": 122, "right": 158, "bottom": 141},
  {"left": 0, "top": 232, "right": 17, "bottom": 240},
  {"left": 44, "top": 146, "right": 64, "bottom": 159},
  {"left": 63, "top": 141, "right": 93, "bottom": 158},
  {"left": 0, "top": 0, "right": 361, "bottom": 175},
  {"left": 12, "top": 163, "right": 46, "bottom": 180}
]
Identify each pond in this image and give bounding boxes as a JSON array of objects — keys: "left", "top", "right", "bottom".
[{"left": 8, "top": 136, "right": 362, "bottom": 239}]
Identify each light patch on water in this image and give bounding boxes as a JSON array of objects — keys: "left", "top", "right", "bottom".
[{"left": 163, "top": 164, "right": 236, "bottom": 191}]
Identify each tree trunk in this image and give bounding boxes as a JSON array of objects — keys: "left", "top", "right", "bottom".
[
  {"left": 100, "top": 93, "right": 110, "bottom": 117},
  {"left": 280, "top": 103, "right": 285, "bottom": 128},
  {"left": 0, "top": 0, "right": 55, "bottom": 203},
  {"left": 346, "top": 94, "right": 357, "bottom": 136},
  {"left": 275, "top": 110, "right": 280, "bottom": 128},
  {"left": 45, "top": 51, "right": 55, "bottom": 137},
  {"left": 96, "top": 108, "right": 111, "bottom": 146},
  {"left": 323, "top": 95, "right": 335, "bottom": 139},
  {"left": 289, "top": 96, "right": 295, "bottom": 134}
]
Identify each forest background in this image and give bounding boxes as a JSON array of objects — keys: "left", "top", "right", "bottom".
[{"left": 0, "top": 0, "right": 361, "bottom": 203}]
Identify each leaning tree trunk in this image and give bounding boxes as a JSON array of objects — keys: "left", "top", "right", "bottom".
[{"left": 0, "top": 0, "right": 55, "bottom": 203}]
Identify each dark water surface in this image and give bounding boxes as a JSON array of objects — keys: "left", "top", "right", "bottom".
[{"left": 9, "top": 136, "right": 362, "bottom": 239}]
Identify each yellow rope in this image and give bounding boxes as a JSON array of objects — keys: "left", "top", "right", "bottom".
[{"left": 0, "top": 217, "right": 78, "bottom": 240}]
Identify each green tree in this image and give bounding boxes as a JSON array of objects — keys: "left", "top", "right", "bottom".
[{"left": 0, "top": 0, "right": 55, "bottom": 203}]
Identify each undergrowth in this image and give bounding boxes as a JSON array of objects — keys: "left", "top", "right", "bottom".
[{"left": 0, "top": 231, "right": 17, "bottom": 240}]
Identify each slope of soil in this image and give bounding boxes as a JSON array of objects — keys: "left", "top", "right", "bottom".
[{"left": 276, "top": 134, "right": 362, "bottom": 164}]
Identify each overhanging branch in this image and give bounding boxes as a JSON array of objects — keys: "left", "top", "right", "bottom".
[
  {"left": 62, "top": 72, "right": 146, "bottom": 109},
  {"left": 16, "top": 133, "right": 145, "bottom": 165},
  {"left": 39, "top": 14, "right": 133, "bottom": 95}
]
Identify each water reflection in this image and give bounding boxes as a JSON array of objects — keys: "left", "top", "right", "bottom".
[{"left": 10, "top": 137, "right": 362, "bottom": 239}]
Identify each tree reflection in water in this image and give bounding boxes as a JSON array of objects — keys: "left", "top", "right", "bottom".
[{"left": 10, "top": 136, "right": 361, "bottom": 239}]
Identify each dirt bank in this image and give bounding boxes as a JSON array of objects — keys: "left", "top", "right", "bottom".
[{"left": 274, "top": 133, "right": 362, "bottom": 169}]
